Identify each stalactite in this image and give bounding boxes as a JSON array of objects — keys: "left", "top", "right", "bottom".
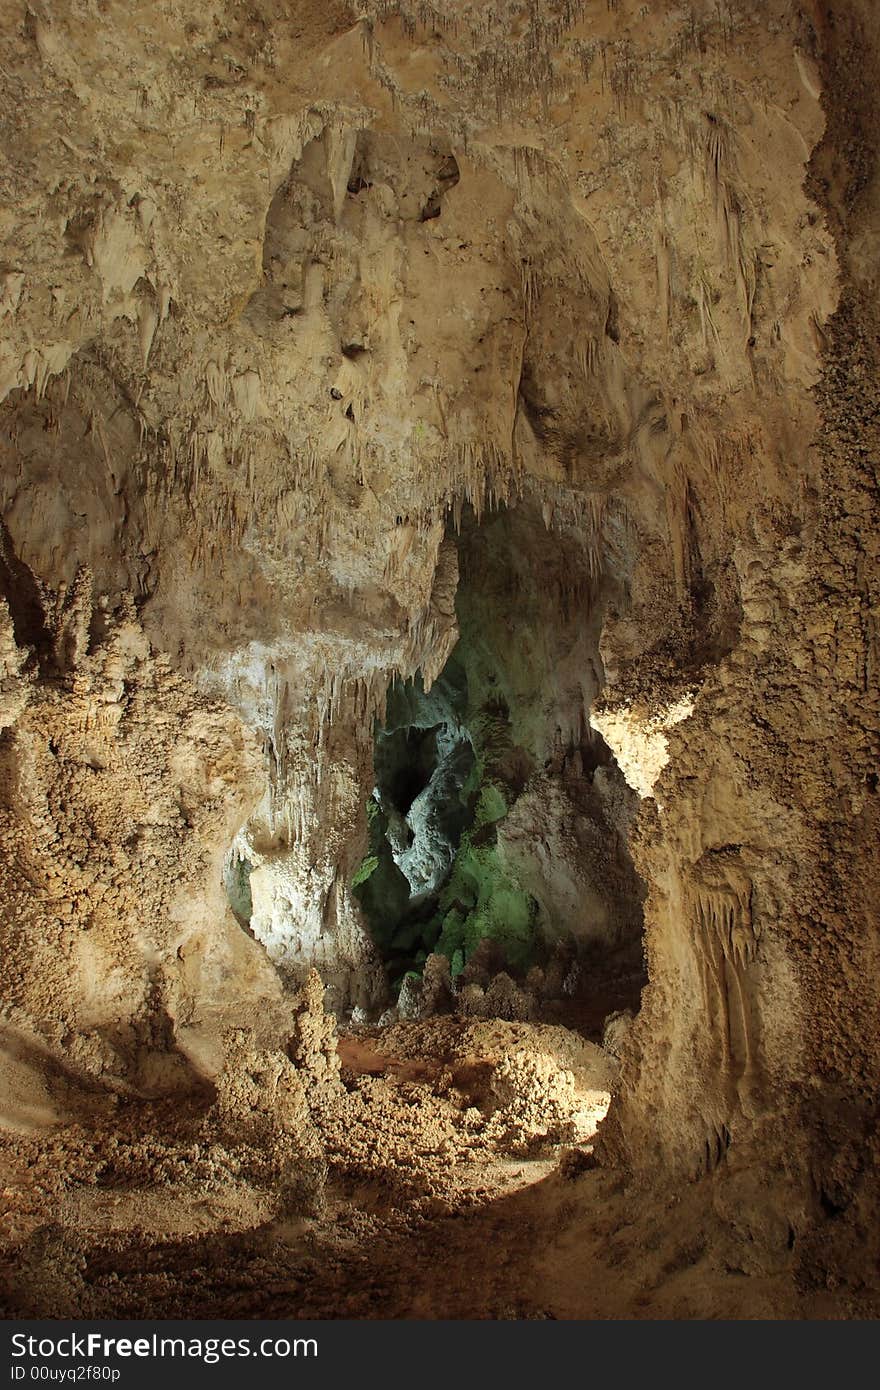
[{"left": 688, "top": 854, "right": 759, "bottom": 1120}]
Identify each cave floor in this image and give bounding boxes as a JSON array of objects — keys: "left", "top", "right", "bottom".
[{"left": 0, "top": 1019, "right": 869, "bottom": 1321}]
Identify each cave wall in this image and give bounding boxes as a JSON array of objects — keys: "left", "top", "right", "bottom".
[
  {"left": 592, "top": 0, "right": 880, "bottom": 1290},
  {"left": 0, "top": 0, "right": 877, "bottom": 1281},
  {"left": 0, "top": 588, "right": 287, "bottom": 1104}
]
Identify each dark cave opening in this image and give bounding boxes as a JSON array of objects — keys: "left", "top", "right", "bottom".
[
  {"left": 352, "top": 658, "right": 478, "bottom": 992},
  {"left": 353, "top": 502, "right": 648, "bottom": 1030}
]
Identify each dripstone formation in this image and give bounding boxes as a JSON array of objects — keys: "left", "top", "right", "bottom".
[{"left": 1, "top": 0, "right": 878, "bottom": 1319}]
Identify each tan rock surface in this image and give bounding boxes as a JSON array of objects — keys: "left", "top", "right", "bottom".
[{"left": 0, "top": 0, "right": 878, "bottom": 1318}]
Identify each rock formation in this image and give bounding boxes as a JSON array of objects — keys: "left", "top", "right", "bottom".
[{"left": 0, "top": 0, "right": 878, "bottom": 1318}]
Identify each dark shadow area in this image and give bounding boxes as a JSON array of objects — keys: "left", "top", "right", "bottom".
[
  {"left": 353, "top": 658, "right": 477, "bottom": 990},
  {"left": 354, "top": 501, "right": 647, "bottom": 1023}
]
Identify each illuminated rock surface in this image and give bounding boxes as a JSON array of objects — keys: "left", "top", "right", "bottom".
[{"left": 0, "top": 0, "right": 878, "bottom": 1318}]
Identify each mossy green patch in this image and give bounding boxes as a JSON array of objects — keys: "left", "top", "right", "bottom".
[
  {"left": 434, "top": 831, "right": 538, "bottom": 972},
  {"left": 474, "top": 782, "right": 507, "bottom": 827},
  {"left": 351, "top": 853, "right": 379, "bottom": 888}
]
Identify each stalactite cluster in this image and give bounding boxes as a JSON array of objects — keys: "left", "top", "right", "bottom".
[{"left": 0, "top": 0, "right": 878, "bottom": 1320}]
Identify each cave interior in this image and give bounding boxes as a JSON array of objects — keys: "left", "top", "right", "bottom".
[
  {"left": 0, "top": 0, "right": 879, "bottom": 1323},
  {"left": 350, "top": 503, "right": 647, "bottom": 1022}
]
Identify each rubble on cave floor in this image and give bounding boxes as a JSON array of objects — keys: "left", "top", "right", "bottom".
[
  {"left": 0, "top": 1015, "right": 616, "bottom": 1318},
  {"left": 1, "top": 1010, "right": 871, "bottom": 1321}
]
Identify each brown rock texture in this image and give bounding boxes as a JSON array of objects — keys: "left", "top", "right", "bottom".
[{"left": 0, "top": 0, "right": 878, "bottom": 1318}]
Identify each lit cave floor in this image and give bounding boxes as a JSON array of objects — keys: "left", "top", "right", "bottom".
[{"left": 1, "top": 1014, "right": 871, "bottom": 1320}]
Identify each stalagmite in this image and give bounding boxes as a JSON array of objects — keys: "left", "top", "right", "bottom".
[{"left": 0, "top": 0, "right": 876, "bottom": 1324}]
